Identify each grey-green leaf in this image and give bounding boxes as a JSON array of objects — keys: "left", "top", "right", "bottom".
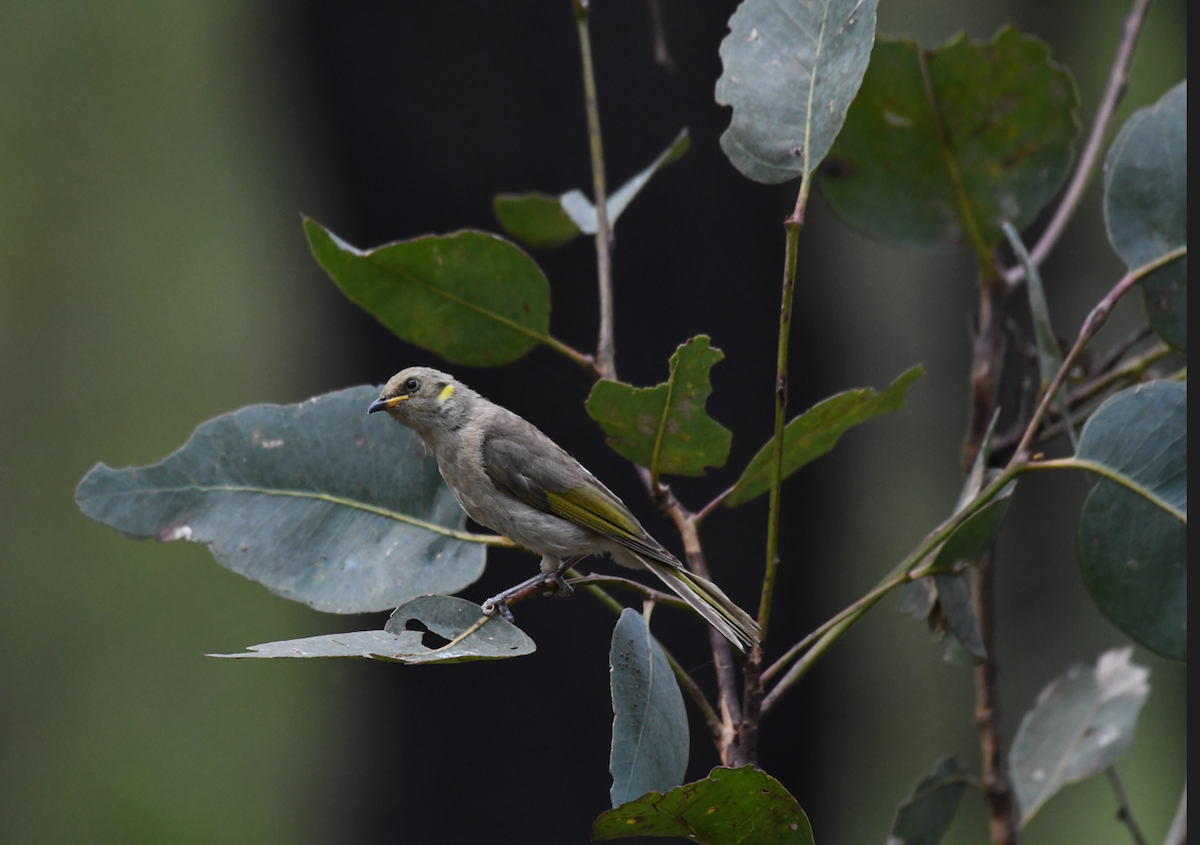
[
  {"left": 889, "top": 757, "right": 970, "bottom": 845},
  {"left": 1009, "top": 648, "right": 1150, "bottom": 826},
  {"left": 593, "top": 765, "right": 814, "bottom": 844},
  {"left": 932, "top": 572, "right": 985, "bottom": 663},
  {"left": 1076, "top": 381, "right": 1186, "bottom": 660},
  {"left": 728, "top": 366, "right": 922, "bottom": 507},
  {"left": 75, "top": 386, "right": 487, "bottom": 613},
  {"left": 715, "top": 0, "right": 879, "bottom": 184},
  {"left": 211, "top": 596, "right": 535, "bottom": 663},
  {"left": 609, "top": 608, "right": 689, "bottom": 808},
  {"left": 1104, "top": 81, "right": 1187, "bottom": 351},
  {"left": 560, "top": 128, "right": 691, "bottom": 234},
  {"left": 493, "top": 193, "right": 582, "bottom": 249},
  {"left": 305, "top": 218, "right": 552, "bottom": 367}
]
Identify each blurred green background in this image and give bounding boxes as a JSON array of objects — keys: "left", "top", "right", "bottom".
[{"left": 0, "top": 1, "right": 1184, "bottom": 843}]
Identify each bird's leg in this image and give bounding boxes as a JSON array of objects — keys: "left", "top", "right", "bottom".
[{"left": 480, "top": 556, "right": 589, "bottom": 621}]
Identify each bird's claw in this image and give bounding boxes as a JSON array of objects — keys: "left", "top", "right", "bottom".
[
  {"left": 481, "top": 597, "right": 517, "bottom": 623},
  {"left": 543, "top": 570, "right": 573, "bottom": 598}
]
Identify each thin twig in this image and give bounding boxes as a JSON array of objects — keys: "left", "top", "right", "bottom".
[
  {"left": 566, "top": 573, "right": 691, "bottom": 611},
  {"left": 694, "top": 484, "right": 736, "bottom": 526},
  {"left": 648, "top": 0, "right": 676, "bottom": 71},
  {"left": 542, "top": 335, "right": 601, "bottom": 378},
  {"left": 974, "top": 548, "right": 1018, "bottom": 845},
  {"left": 1095, "top": 324, "right": 1154, "bottom": 375},
  {"left": 573, "top": 0, "right": 616, "bottom": 381},
  {"left": 1163, "top": 782, "right": 1186, "bottom": 845},
  {"left": 1107, "top": 768, "right": 1150, "bottom": 845},
  {"left": 1003, "top": 0, "right": 1153, "bottom": 290}
]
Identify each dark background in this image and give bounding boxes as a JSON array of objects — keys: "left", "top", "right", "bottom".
[{"left": 0, "top": 1, "right": 1185, "bottom": 843}]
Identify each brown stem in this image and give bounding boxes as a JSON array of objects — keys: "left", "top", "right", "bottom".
[
  {"left": 1106, "top": 768, "right": 1149, "bottom": 845},
  {"left": 964, "top": 267, "right": 1008, "bottom": 469},
  {"left": 1002, "top": 0, "right": 1153, "bottom": 290},
  {"left": 566, "top": 573, "right": 691, "bottom": 611}
]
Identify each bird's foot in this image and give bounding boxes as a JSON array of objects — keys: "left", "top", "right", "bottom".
[{"left": 542, "top": 569, "right": 574, "bottom": 598}]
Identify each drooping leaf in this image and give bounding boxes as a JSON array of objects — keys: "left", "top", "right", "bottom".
[
  {"left": 609, "top": 608, "right": 689, "bottom": 808},
  {"left": 820, "top": 30, "right": 1079, "bottom": 253},
  {"left": 1075, "top": 381, "right": 1186, "bottom": 660},
  {"left": 728, "top": 366, "right": 922, "bottom": 507},
  {"left": 305, "top": 218, "right": 551, "bottom": 367},
  {"left": 76, "top": 386, "right": 488, "bottom": 613},
  {"left": 931, "top": 572, "right": 984, "bottom": 664},
  {"left": 586, "top": 336, "right": 731, "bottom": 479},
  {"left": 715, "top": 0, "right": 879, "bottom": 184},
  {"left": 493, "top": 193, "right": 582, "bottom": 249},
  {"left": 561, "top": 129, "right": 691, "bottom": 234},
  {"left": 593, "top": 765, "right": 814, "bottom": 844},
  {"left": 889, "top": 757, "right": 970, "bottom": 845},
  {"left": 210, "top": 596, "right": 535, "bottom": 664},
  {"left": 1009, "top": 648, "right": 1150, "bottom": 826},
  {"left": 1104, "top": 81, "right": 1187, "bottom": 351}
]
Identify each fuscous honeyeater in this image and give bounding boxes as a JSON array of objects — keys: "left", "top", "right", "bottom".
[{"left": 368, "top": 366, "right": 761, "bottom": 651}]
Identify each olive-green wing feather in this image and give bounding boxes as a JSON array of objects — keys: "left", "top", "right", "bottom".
[{"left": 482, "top": 420, "right": 676, "bottom": 565}]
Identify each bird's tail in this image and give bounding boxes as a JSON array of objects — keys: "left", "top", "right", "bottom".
[{"left": 638, "top": 557, "right": 761, "bottom": 652}]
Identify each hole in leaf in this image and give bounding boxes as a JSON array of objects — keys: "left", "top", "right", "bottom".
[{"left": 404, "top": 619, "right": 452, "bottom": 649}]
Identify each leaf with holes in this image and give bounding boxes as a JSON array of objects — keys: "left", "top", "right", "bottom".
[
  {"left": 608, "top": 608, "right": 689, "bottom": 808},
  {"left": 76, "top": 386, "right": 489, "bottom": 613},
  {"left": 210, "top": 596, "right": 535, "bottom": 663},
  {"left": 715, "top": 0, "right": 879, "bottom": 184},
  {"left": 1104, "top": 81, "right": 1187, "bottom": 351},
  {"left": 593, "top": 765, "right": 814, "bottom": 844},
  {"left": 305, "top": 218, "right": 551, "bottom": 366},
  {"left": 1009, "top": 648, "right": 1150, "bottom": 826},
  {"left": 586, "top": 336, "right": 731, "bottom": 480},
  {"left": 1075, "top": 381, "right": 1186, "bottom": 660},
  {"left": 728, "top": 366, "right": 921, "bottom": 507},
  {"left": 820, "top": 30, "right": 1078, "bottom": 253},
  {"left": 889, "top": 757, "right": 970, "bottom": 845}
]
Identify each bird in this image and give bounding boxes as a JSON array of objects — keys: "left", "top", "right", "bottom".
[{"left": 367, "top": 366, "right": 761, "bottom": 652}]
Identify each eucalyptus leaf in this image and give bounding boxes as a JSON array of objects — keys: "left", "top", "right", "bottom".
[
  {"left": 76, "top": 386, "right": 487, "bottom": 613},
  {"left": 586, "top": 336, "right": 731, "bottom": 479},
  {"left": 932, "top": 572, "right": 985, "bottom": 664},
  {"left": 492, "top": 193, "right": 581, "bottom": 249},
  {"left": 1104, "top": 81, "right": 1187, "bottom": 351},
  {"left": 593, "top": 765, "right": 814, "bottom": 844},
  {"left": 888, "top": 757, "right": 969, "bottom": 845},
  {"left": 715, "top": 0, "right": 879, "bottom": 184},
  {"left": 305, "top": 218, "right": 551, "bottom": 367},
  {"left": 609, "top": 608, "right": 689, "bottom": 808},
  {"left": 1075, "top": 381, "right": 1186, "bottom": 660},
  {"left": 728, "top": 366, "right": 922, "bottom": 507},
  {"left": 211, "top": 596, "right": 535, "bottom": 663},
  {"left": 820, "top": 30, "right": 1078, "bottom": 252},
  {"left": 1009, "top": 648, "right": 1150, "bottom": 826}
]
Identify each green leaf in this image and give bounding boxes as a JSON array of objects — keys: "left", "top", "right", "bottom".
[
  {"left": 889, "top": 757, "right": 970, "bottom": 845},
  {"left": 586, "top": 336, "right": 731, "bottom": 480},
  {"left": 210, "top": 596, "right": 535, "bottom": 664},
  {"left": 820, "top": 30, "right": 1079, "bottom": 253},
  {"left": 561, "top": 128, "right": 691, "bottom": 234},
  {"left": 1104, "top": 81, "right": 1187, "bottom": 351},
  {"left": 75, "top": 386, "right": 487, "bottom": 613},
  {"left": 715, "top": 0, "right": 879, "bottom": 185},
  {"left": 931, "top": 572, "right": 984, "bottom": 664},
  {"left": 1075, "top": 381, "right": 1186, "bottom": 660},
  {"left": 593, "top": 765, "right": 814, "bottom": 844},
  {"left": 305, "top": 218, "right": 551, "bottom": 367},
  {"left": 493, "top": 193, "right": 581, "bottom": 249},
  {"left": 609, "top": 608, "right": 689, "bottom": 808},
  {"left": 1009, "top": 648, "right": 1150, "bottom": 826},
  {"left": 727, "top": 366, "right": 922, "bottom": 507}
]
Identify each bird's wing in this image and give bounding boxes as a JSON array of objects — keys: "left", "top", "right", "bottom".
[{"left": 481, "top": 420, "right": 677, "bottom": 565}]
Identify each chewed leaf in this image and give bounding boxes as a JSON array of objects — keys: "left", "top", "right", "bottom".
[
  {"left": 586, "top": 336, "right": 731, "bottom": 479},
  {"left": 76, "top": 386, "right": 488, "bottom": 613},
  {"left": 305, "top": 219, "right": 551, "bottom": 367},
  {"left": 1009, "top": 648, "right": 1150, "bottom": 825},
  {"left": 728, "top": 366, "right": 921, "bottom": 507},
  {"left": 211, "top": 596, "right": 535, "bottom": 663},
  {"left": 593, "top": 765, "right": 813, "bottom": 844},
  {"left": 821, "top": 31, "right": 1078, "bottom": 253},
  {"left": 715, "top": 0, "right": 879, "bottom": 184},
  {"left": 1104, "top": 81, "right": 1187, "bottom": 350}
]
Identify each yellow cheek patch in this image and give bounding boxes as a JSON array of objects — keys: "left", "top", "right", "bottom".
[{"left": 438, "top": 384, "right": 456, "bottom": 401}]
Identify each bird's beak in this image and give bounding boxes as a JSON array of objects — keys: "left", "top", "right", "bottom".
[{"left": 367, "top": 395, "right": 406, "bottom": 414}]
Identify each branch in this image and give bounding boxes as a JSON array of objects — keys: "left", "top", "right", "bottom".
[
  {"left": 1002, "top": 0, "right": 1153, "bottom": 290},
  {"left": 573, "top": 0, "right": 616, "bottom": 381},
  {"left": 566, "top": 573, "right": 691, "bottom": 611},
  {"left": 1107, "top": 768, "right": 1149, "bottom": 845}
]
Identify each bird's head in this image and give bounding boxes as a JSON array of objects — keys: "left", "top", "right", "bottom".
[{"left": 368, "top": 366, "right": 473, "bottom": 435}]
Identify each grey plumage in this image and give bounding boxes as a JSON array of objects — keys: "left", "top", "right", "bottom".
[{"left": 368, "top": 366, "right": 761, "bottom": 651}]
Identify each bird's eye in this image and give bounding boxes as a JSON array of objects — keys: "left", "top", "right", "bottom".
[{"left": 404, "top": 377, "right": 420, "bottom": 393}]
